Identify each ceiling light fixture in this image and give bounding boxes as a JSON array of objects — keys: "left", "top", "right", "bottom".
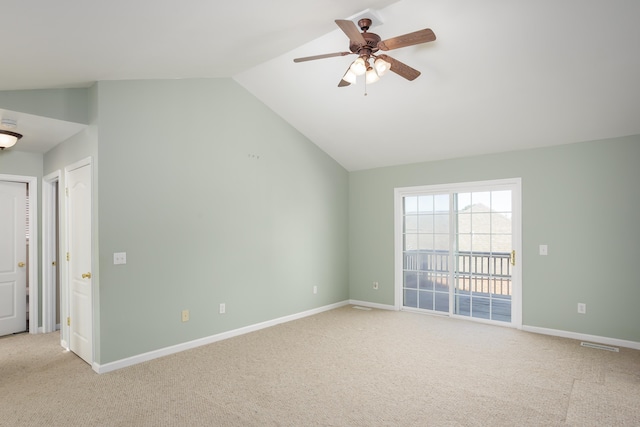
[
  {"left": 349, "top": 56, "right": 367, "bottom": 76},
  {"left": 365, "top": 66, "right": 380, "bottom": 84},
  {"left": 373, "top": 57, "right": 391, "bottom": 76},
  {"left": 0, "top": 119, "right": 22, "bottom": 150}
]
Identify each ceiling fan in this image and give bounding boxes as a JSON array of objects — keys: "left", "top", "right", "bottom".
[{"left": 293, "top": 18, "right": 436, "bottom": 87}]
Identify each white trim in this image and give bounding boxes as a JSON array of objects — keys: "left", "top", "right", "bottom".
[
  {"left": 0, "top": 173, "right": 38, "bottom": 334},
  {"left": 393, "top": 178, "right": 522, "bottom": 328},
  {"left": 42, "top": 170, "right": 61, "bottom": 334},
  {"left": 348, "top": 299, "right": 396, "bottom": 311},
  {"left": 522, "top": 325, "right": 640, "bottom": 351},
  {"left": 93, "top": 301, "right": 350, "bottom": 374}
]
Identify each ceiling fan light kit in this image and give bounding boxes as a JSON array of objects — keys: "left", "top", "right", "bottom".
[{"left": 294, "top": 17, "right": 436, "bottom": 89}]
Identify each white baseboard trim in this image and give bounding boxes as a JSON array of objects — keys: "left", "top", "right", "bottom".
[
  {"left": 348, "top": 299, "right": 396, "bottom": 311},
  {"left": 93, "top": 300, "right": 350, "bottom": 374},
  {"left": 522, "top": 325, "right": 640, "bottom": 351}
]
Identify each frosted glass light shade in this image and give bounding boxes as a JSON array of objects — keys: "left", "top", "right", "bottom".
[
  {"left": 374, "top": 57, "right": 391, "bottom": 76},
  {"left": 366, "top": 67, "right": 380, "bottom": 84},
  {"left": 342, "top": 69, "right": 357, "bottom": 84},
  {"left": 0, "top": 130, "right": 22, "bottom": 150},
  {"left": 350, "top": 57, "right": 367, "bottom": 76}
]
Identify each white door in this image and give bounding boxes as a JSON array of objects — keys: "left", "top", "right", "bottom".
[
  {"left": 0, "top": 181, "right": 27, "bottom": 336},
  {"left": 67, "top": 162, "right": 93, "bottom": 364}
]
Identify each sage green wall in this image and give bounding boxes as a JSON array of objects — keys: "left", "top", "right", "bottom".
[
  {"left": 96, "top": 79, "right": 348, "bottom": 364},
  {"left": 0, "top": 150, "right": 42, "bottom": 177},
  {"left": 349, "top": 135, "right": 640, "bottom": 342},
  {"left": 0, "top": 88, "right": 90, "bottom": 124}
]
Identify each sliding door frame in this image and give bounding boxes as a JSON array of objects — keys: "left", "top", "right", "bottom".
[{"left": 394, "top": 178, "right": 522, "bottom": 328}]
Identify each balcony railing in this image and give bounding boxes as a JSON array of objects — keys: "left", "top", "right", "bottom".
[{"left": 404, "top": 250, "right": 512, "bottom": 296}]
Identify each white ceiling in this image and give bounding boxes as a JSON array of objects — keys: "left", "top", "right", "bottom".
[{"left": 2, "top": 0, "right": 639, "bottom": 170}]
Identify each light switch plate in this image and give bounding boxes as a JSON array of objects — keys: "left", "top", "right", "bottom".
[
  {"left": 113, "top": 252, "right": 127, "bottom": 265},
  {"left": 539, "top": 245, "right": 548, "bottom": 256}
]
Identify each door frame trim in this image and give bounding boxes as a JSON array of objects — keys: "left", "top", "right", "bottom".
[
  {"left": 42, "top": 170, "right": 61, "bottom": 334},
  {"left": 394, "top": 178, "right": 522, "bottom": 328},
  {"left": 0, "top": 173, "right": 38, "bottom": 334}
]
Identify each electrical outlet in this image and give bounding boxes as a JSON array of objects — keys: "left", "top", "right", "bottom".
[
  {"left": 219, "top": 303, "right": 226, "bottom": 314},
  {"left": 181, "top": 309, "right": 189, "bottom": 322},
  {"left": 113, "top": 252, "right": 127, "bottom": 264},
  {"left": 539, "top": 245, "right": 548, "bottom": 256},
  {"left": 577, "top": 303, "right": 586, "bottom": 314},
  {"left": 313, "top": 285, "right": 318, "bottom": 294},
  {"left": 373, "top": 281, "right": 379, "bottom": 290}
]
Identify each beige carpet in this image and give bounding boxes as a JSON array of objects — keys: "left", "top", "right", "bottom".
[{"left": 1, "top": 306, "right": 639, "bottom": 426}]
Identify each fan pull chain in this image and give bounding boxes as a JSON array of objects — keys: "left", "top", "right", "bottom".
[{"left": 364, "top": 77, "right": 368, "bottom": 96}]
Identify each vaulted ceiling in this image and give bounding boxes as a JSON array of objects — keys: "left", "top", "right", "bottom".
[{"left": 2, "top": 0, "right": 639, "bottom": 170}]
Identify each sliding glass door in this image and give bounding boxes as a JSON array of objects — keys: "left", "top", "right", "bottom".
[{"left": 395, "top": 179, "right": 521, "bottom": 326}]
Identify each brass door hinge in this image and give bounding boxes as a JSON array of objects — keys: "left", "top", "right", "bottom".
[
  {"left": 65, "top": 187, "right": 69, "bottom": 196},
  {"left": 67, "top": 317, "right": 70, "bottom": 326},
  {"left": 66, "top": 252, "right": 70, "bottom": 261},
  {"left": 510, "top": 250, "right": 516, "bottom": 266}
]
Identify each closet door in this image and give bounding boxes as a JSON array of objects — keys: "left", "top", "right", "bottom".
[{"left": 0, "top": 181, "right": 27, "bottom": 336}]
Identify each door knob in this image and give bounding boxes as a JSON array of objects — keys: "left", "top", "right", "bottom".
[
  {"left": 82, "top": 272, "right": 92, "bottom": 279},
  {"left": 18, "top": 262, "right": 25, "bottom": 267}
]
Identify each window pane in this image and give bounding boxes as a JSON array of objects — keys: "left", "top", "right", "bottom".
[
  {"left": 472, "top": 297, "right": 491, "bottom": 319},
  {"left": 456, "top": 193, "right": 471, "bottom": 211},
  {"left": 404, "top": 289, "right": 418, "bottom": 308},
  {"left": 434, "top": 214, "right": 449, "bottom": 233},
  {"left": 455, "top": 294, "right": 471, "bottom": 316},
  {"left": 417, "top": 214, "right": 434, "bottom": 233},
  {"left": 434, "top": 274, "right": 448, "bottom": 292},
  {"left": 473, "top": 213, "right": 491, "bottom": 234},
  {"left": 404, "top": 196, "right": 418, "bottom": 214},
  {"left": 457, "top": 213, "right": 471, "bottom": 233},
  {"left": 472, "top": 234, "right": 491, "bottom": 252},
  {"left": 435, "top": 292, "right": 449, "bottom": 312},
  {"left": 492, "top": 298, "right": 512, "bottom": 322},
  {"left": 418, "top": 195, "right": 433, "bottom": 213},
  {"left": 404, "top": 252, "right": 418, "bottom": 270},
  {"left": 418, "top": 252, "right": 432, "bottom": 271},
  {"left": 404, "top": 234, "right": 418, "bottom": 251},
  {"left": 472, "top": 192, "right": 491, "bottom": 208},
  {"left": 434, "top": 234, "right": 449, "bottom": 251},
  {"left": 493, "top": 213, "right": 512, "bottom": 234},
  {"left": 434, "top": 194, "right": 449, "bottom": 212},
  {"left": 491, "top": 190, "right": 511, "bottom": 213},
  {"left": 404, "top": 271, "right": 418, "bottom": 289},
  {"left": 418, "top": 234, "right": 433, "bottom": 250},
  {"left": 418, "top": 272, "right": 433, "bottom": 290},
  {"left": 491, "top": 233, "right": 511, "bottom": 253},
  {"left": 404, "top": 215, "right": 418, "bottom": 233},
  {"left": 457, "top": 234, "right": 471, "bottom": 252},
  {"left": 418, "top": 290, "right": 434, "bottom": 310}
]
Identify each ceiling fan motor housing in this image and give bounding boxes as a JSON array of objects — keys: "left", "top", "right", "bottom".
[{"left": 349, "top": 31, "right": 381, "bottom": 56}]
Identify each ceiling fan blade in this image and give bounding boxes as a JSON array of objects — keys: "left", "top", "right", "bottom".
[
  {"left": 378, "top": 28, "right": 436, "bottom": 51},
  {"left": 335, "top": 19, "right": 366, "bottom": 47},
  {"left": 377, "top": 54, "right": 421, "bottom": 81},
  {"left": 338, "top": 66, "right": 352, "bottom": 87},
  {"left": 294, "top": 52, "right": 352, "bottom": 63}
]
